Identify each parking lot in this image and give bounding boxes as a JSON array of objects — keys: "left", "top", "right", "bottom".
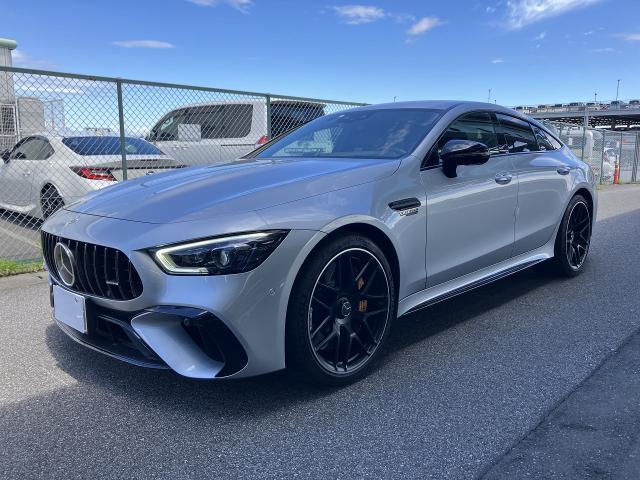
[{"left": 0, "top": 185, "right": 638, "bottom": 479}]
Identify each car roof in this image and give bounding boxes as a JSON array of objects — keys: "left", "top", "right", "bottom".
[{"left": 352, "top": 100, "right": 540, "bottom": 123}]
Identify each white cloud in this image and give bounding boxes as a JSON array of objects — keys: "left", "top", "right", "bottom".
[
  {"left": 11, "top": 50, "right": 56, "bottom": 69},
  {"left": 533, "top": 31, "right": 546, "bottom": 40},
  {"left": 591, "top": 47, "right": 617, "bottom": 53},
  {"left": 406, "top": 16, "right": 444, "bottom": 37},
  {"left": 186, "top": 0, "right": 253, "bottom": 12},
  {"left": 112, "top": 40, "right": 175, "bottom": 49},
  {"left": 491, "top": 58, "right": 505, "bottom": 63},
  {"left": 506, "top": 0, "right": 603, "bottom": 29},
  {"left": 616, "top": 33, "right": 640, "bottom": 41},
  {"left": 332, "top": 5, "right": 386, "bottom": 24}
]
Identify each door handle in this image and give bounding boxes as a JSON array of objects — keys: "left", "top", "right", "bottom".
[
  {"left": 494, "top": 173, "right": 513, "bottom": 185},
  {"left": 557, "top": 166, "right": 571, "bottom": 175}
]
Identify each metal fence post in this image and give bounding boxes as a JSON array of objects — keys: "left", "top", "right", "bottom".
[
  {"left": 116, "top": 79, "right": 128, "bottom": 180},
  {"left": 580, "top": 108, "right": 588, "bottom": 162},
  {"left": 633, "top": 132, "right": 639, "bottom": 183},
  {"left": 600, "top": 130, "right": 606, "bottom": 185},
  {"left": 265, "top": 94, "right": 272, "bottom": 140},
  {"left": 619, "top": 131, "right": 624, "bottom": 183}
]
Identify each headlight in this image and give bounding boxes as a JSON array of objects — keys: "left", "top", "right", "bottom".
[{"left": 150, "top": 230, "right": 289, "bottom": 275}]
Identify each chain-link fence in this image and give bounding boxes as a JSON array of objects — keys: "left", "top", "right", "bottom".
[
  {"left": 0, "top": 65, "right": 638, "bottom": 266},
  {"left": 0, "top": 66, "right": 365, "bottom": 265},
  {"left": 541, "top": 120, "right": 639, "bottom": 185}
]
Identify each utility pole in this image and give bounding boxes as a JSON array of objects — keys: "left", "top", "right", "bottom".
[{"left": 616, "top": 79, "right": 621, "bottom": 102}]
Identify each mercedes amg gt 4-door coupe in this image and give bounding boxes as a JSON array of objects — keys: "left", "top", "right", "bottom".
[{"left": 42, "top": 101, "right": 596, "bottom": 385}]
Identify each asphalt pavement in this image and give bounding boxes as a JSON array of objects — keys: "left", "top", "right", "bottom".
[{"left": 1, "top": 185, "right": 639, "bottom": 479}]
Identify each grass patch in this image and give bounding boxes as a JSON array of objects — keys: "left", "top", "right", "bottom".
[{"left": 0, "top": 258, "right": 44, "bottom": 277}]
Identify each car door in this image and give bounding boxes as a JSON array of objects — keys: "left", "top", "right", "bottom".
[
  {"left": 421, "top": 111, "right": 518, "bottom": 287},
  {"left": 495, "top": 114, "right": 572, "bottom": 256},
  {"left": 0, "top": 137, "right": 44, "bottom": 208}
]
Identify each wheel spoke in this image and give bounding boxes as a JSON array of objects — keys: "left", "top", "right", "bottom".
[
  {"left": 361, "top": 268, "right": 378, "bottom": 294},
  {"left": 314, "top": 328, "right": 337, "bottom": 352},
  {"left": 311, "top": 296, "right": 332, "bottom": 312},
  {"left": 311, "top": 315, "right": 332, "bottom": 339},
  {"left": 333, "top": 327, "right": 342, "bottom": 370}
]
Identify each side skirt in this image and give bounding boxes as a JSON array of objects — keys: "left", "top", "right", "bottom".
[{"left": 398, "top": 246, "right": 553, "bottom": 317}]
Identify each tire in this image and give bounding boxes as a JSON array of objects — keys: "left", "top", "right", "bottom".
[
  {"left": 286, "top": 234, "right": 396, "bottom": 386},
  {"left": 41, "top": 186, "right": 64, "bottom": 219},
  {"left": 549, "top": 194, "right": 592, "bottom": 277}
]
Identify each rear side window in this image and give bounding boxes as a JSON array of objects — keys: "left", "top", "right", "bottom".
[
  {"left": 189, "top": 104, "right": 253, "bottom": 139},
  {"left": 151, "top": 104, "right": 253, "bottom": 140},
  {"left": 532, "top": 126, "right": 561, "bottom": 151},
  {"left": 271, "top": 102, "right": 325, "bottom": 137},
  {"left": 496, "top": 114, "right": 538, "bottom": 153},
  {"left": 10, "top": 137, "right": 54, "bottom": 160}
]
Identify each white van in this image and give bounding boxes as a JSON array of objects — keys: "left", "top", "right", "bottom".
[{"left": 147, "top": 99, "right": 325, "bottom": 165}]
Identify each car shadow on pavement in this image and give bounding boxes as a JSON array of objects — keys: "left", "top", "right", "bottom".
[{"left": 40, "top": 264, "right": 555, "bottom": 417}]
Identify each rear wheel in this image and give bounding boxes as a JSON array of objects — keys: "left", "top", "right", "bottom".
[
  {"left": 286, "top": 234, "right": 396, "bottom": 386},
  {"left": 550, "top": 194, "right": 592, "bottom": 277},
  {"left": 41, "top": 185, "right": 64, "bottom": 219}
]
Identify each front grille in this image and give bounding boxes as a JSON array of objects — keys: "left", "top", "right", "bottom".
[{"left": 42, "top": 231, "right": 143, "bottom": 300}]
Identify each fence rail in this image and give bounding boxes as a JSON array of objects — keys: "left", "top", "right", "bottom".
[{"left": 0, "top": 65, "right": 637, "bottom": 265}]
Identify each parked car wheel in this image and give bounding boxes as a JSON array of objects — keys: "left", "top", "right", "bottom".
[
  {"left": 286, "top": 234, "right": 396, "bottom": 386},
  {"left": 551, "top": 195, "right": 592, "bottom": 277},
  {"left": 41, "top": 185, "right": 65, "bottom": 219}
]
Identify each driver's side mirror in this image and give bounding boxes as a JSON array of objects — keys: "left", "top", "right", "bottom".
[
  {"left": 440, "top": 139, "right": 490, "bottom": 178},
  {"left": 1, "top": 149, "right": 10, "bottom": 163}
]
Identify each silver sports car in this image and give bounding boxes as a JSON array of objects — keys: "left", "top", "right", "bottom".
[{"left": 41, "top": 101, "right": 596, "bottom": 385}]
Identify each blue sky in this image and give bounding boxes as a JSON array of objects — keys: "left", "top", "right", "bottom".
[{"left": 3, "top": 0, "right": 639, "bottom": 105}]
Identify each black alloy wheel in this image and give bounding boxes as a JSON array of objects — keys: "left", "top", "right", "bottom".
[
  {"left": 550, "top": 194, "right": 592, "bottom": 277},
  {"left": 565, "top": 200, "right": 591, "bottom": 270},
  {"left": 308, "top": 248, "right": 390, "bottom": 374},
  {"left": 286, "top": 234, "right": 395, "bottom": 386}
]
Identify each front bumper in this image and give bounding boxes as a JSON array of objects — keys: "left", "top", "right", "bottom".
[{"left": 43, "top": 209, "right": 322, "bottom": 379}]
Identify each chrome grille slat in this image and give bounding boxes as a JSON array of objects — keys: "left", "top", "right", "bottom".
[{"left": 41, "top": 231, "right": 143, "bottom": 300}]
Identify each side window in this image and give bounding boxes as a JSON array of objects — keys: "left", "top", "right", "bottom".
[
  {"left": 532, "top": 125, "right": 557, "bottom": 151},
  {"left": 186, "top": 104, "right": 252, "bottom": 139},
  {"left": 9, "top": 137, "right": 52, "bottom": 160},
  {"left": 423, "top": 111, "right": 499, "bottom": 168},
  {"left": 496, "top": 114, "right": 538, "bottom": 153}
]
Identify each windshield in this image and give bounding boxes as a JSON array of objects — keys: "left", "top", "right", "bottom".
[
  {"left": 63, "top": 136, "right": 164, "bottom": 156},
  {"left": 255, "top": 108, "right": 442, "bottom": 160}
]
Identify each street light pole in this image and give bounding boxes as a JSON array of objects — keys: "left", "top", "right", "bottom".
[
  {"left": 488, "top": 89, "right": 491, "bottom": 103},
  {"left": 595, "top": 92, "right": 598, "bottom": 104},
  {"left": 616, "top": 79, "right": 621, "bottom": 102}
]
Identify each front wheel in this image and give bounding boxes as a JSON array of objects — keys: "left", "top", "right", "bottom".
[
  {"left": 550, "top": 194, "right": 592, "bottom": 277},
  {"left": 286, "top": 234, "right": 396, "bottom": 386}
]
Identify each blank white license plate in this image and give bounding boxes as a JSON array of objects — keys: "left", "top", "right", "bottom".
[{"left": 53, "top": 285, "right": 87, "bottom": 333}]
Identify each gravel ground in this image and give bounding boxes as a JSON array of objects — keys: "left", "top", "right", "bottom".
[{"left": 0, "top": 185, "right": 639, "bottom": 480}]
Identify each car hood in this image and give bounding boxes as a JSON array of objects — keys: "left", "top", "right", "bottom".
[{"left": 66, "top": 157, "right": 400, "bottom": 224}]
